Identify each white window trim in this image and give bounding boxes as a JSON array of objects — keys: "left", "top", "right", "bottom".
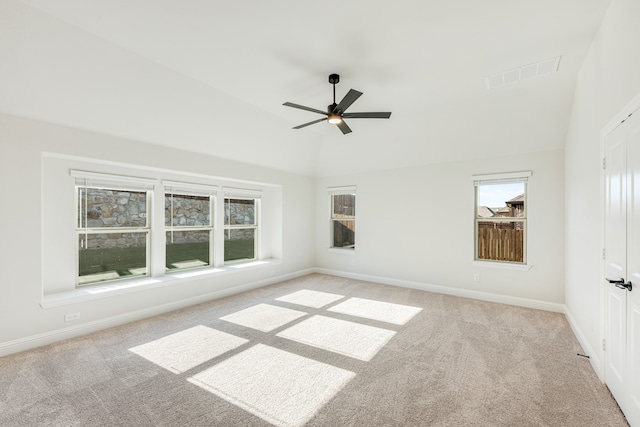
[
  {"left": 328, "top": 248, "right": 357, "bottom": 255},
  {"left": 69, "top": 169, "right": 269, "bottom": 287},
  {"left": 471, "top": 171, "right": 531, "bottom": 185},
  {"left": 223, "top": 187, "right": 263, "bottom": 199},
  {"left": 163, "top": 180, "right": 220, "bottom": 196},
  {"left": 223, "top": 190, "right": 261, "bottom": 264},
  {"left": 40, "top": 259, "right": 282, "bottom": 308},
  {"left": 164, "top": 189, "right": 216, "bottom": 272},
  {"left": 71, "top": 170, "right": 157, "bottom": 189},
  {"left": 74, "top": 176, "right": 153, "bottom": 286},
  {"left": 472, "top": 260, "right": 532, "bottom": 271},
  {"left": 327, "top": 185, "right": 357, "bottom": 195},
  {"left": 328, "top": 186, "right": 356, "bottom": 251},
  {"left": 473, "top": 171, "right": 531, "bottom": 268}
]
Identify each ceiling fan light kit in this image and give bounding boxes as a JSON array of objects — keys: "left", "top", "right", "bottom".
[
  {"left": 283, "top": 74, "right": 392, "bottom": 135},
  {"left": 327, "top": 113, "right": 342, "bottom": 124}
]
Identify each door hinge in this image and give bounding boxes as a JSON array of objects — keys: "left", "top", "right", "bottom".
[
  {"left": 603, "top": 157, "right": 607, "bottom": 170},
  {"left": 602, "top": 248, "right": 606, "bottom": 260},
  {"left": 603, "top": 339, "right": 606, "bottom": 351}
]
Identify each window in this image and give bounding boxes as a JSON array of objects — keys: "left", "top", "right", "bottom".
[
  {"left": 224, "top": 189, "right": 261, "bottom": 262},
  {"left": 329, "top": 186, "right": 356, "bottom": 249},
  {"left": 165, "top": 183, "right": 216, "bottom": 271},
  {"left": 70, "top": 169, "right": 267, "bottom": 288},
  {"left": 74, "top": 172, "right": 154, "bottom": 285},
  {"left": 473, "top": 172, "right": 530, "bottom": 264}
]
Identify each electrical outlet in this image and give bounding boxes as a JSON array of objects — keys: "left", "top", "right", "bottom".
[
  {"left": 65, "top": 312, "right": 80, "bottom": 322},
  {"left": 473, "top": 273, "right": 480, "bottom": 282}
]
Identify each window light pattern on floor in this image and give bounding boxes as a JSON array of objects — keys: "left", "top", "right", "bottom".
[
  {"left": 220, "top": 303, "right": 307, "bottom": 332},
  {"left": 129, "top": 288, "right": 422, "bottom": 427},
  {"left": 129, "top": 325, "right": 248, "bottom": 374},
  {"left": 188, "top": 344, "right": 355, "bottom": 427},
  {"left": 275, "top": 289, "right": 344, "bottom": 308},
  {"left": 277, "top": 315, "right": 396, "bottom": 361},
  {"left": 327, "top": 297, "right": 422, "bottom": 325}
]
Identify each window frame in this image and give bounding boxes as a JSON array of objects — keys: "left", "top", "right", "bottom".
[
  {"left": 223, "top": 189, "right": 261, "bottom": 263},
  {"left": 74, "top": 172, "right": 155, "bottom": 286},
  {"left": 71, "top": 171, "right": 270, "bottom": 287},
  {"left": 164, "top": 190, "right": 216, "bottom": 272},
  {"left": 472, "top": 172, "right": 530, "bottom": 265},
  {"left": 328, "top": 186, "right": 357, "bottom": 250}
]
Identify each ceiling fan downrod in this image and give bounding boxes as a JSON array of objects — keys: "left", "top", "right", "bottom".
[{"left": 329, "top": 73, "right": 340, "bottom": 107}]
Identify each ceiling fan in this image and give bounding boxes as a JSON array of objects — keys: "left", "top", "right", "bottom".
[{"left": 283, "top": 74, "right": 392, "bottom": 135}]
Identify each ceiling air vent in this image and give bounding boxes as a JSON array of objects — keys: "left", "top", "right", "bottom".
[{"left": 486, "top": 56, "right": 561, "bottom": 90}]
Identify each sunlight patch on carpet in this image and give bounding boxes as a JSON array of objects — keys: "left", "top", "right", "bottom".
[
  {"left": 328, "top": 297, "right": 422, "bottom": 325},
  {"left": 188, "top": 344, "right": 354, "bottom": 427},
  {"left": 275, "top": 289, "right": 344, "bottom": 308},
  {"left": 277, "top": 315, "right": 396, "bottom": 361},
  {"left": 129, "top": 325, "right": 248, "bottom": 374},
  {"left": 220, "top": 303, "right": 308, "bottom": 332}
]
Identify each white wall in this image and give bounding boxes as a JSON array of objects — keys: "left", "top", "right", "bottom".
[
  {"left": 0, "top": 0, "right": 321, "bottom": 176},
  {"left": 316, "top": 149, "right": 565, "bottom": 305},
  {"left": 0, "top": 0, "right": 320, "bottom": 355},
  {"left": 0, "top": 113, "right": 315, "bottom": 354},
  {"left": 564, "top": 0, "right": 640, "bottom": 376}
]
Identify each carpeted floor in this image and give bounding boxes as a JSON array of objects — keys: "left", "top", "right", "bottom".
[{"left": 0, "top": 274, "right": 629, "bottom": 426}]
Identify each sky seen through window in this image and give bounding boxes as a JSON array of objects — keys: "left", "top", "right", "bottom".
[{"left": 477, "top": 183, "right": 524, "bottom": 208}]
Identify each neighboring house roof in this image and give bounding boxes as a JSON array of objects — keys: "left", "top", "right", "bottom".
[
  {"left": 492, "top": 207, "right": 511, "bottom": 214},
  {"left": 507, "top": 194, "right": 525, "bottom": 204},
  {"left": 477, "top": 206, "right": 495, "bottom": 218}
]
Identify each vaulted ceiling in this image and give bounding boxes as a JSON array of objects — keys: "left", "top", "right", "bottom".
[{"left": 1, "top": 0, "right": 611, "bottom": 176}]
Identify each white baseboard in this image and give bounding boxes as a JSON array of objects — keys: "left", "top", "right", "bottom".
[
  {"left": 0, "top": 268, "right": 314, "bottom": 358},
  {"left": 564, "top": 307, "right": 603, "bottom": 381},
  {"left": 312, "top": 268, "right": 566, "bottom": 313}
]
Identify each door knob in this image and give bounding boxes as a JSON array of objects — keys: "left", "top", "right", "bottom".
[
  {"left": 615, "top": 282, "right": 632, "bottom": 292},
  {"left": 606, "top": 278, "right": 625, "bottom": 284}
]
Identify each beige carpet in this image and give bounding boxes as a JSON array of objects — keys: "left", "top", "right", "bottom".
[{"left": 0, "top": 274, "right": 629, "bottom": 426}]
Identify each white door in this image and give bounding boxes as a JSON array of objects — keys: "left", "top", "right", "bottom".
[
  {"left": 604, "top": 121, "right": 628, "bottom": 408},
  {"left": 605, "top": 110, "right": 640, "bottom": 426}
]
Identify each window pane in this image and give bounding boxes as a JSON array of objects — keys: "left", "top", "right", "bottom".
[
  {"left": 332, "top": 194, "right": 355, "bottom": 218},
  {"left": 165, "top": 194, "right": 211, "bottom": 227},
  {"left": 166, "top": 230, "right": 211, "bottom": 270},
  {"left": 78, "top": 188, "right": 147, "bottom": 228},
  {"left": 225, "top": 199, "right": 256, "bottom": 225},
  {"left": 224, "top": 229, "right": 255, "bottom": 261},
  {"left": 476, "top": 221, "right": 524, "bottom": 263},
  {"left": 78, "top": 232, "right": 147, "bottom": 285},
  {"left": 332, "top": 219, "right": 355, "bottom": 248},
  {"left": 476, "top": 183, "right": 525, "bottom": 218}
]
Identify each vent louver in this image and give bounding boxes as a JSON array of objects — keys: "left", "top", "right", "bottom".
[{"left": 486, "top": 56, "right": 561, "bottom": 90}]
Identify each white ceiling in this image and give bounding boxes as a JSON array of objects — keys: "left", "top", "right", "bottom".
[{"left": 3, "top": 0, "right": 611, "bottom": 177}]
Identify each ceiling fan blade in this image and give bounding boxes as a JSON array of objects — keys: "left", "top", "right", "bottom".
[
  {"left": 334, "top": 89, "right": 363, "bottom": 113},
  {"left": 336, "top": 120, "right": 352, "bottom": 135},
  {"left": 342, "top": 112, "right": 392, "bottom": 119},
  {"left": 283, "top": 102, "right": 328, "bottom": 116},
  {"left": 293, "top": 117, "right": 326, "bottom": 129}
]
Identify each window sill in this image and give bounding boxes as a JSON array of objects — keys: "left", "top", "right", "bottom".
[
  {"left": 327, "top": 248, "right": 356, "bottom": 255},
  {"left": 472, "top": 260, "right": 532, "bottom": 271},
  {"left": 41, "top": 259, "right": 281, "bottom": 309}
]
